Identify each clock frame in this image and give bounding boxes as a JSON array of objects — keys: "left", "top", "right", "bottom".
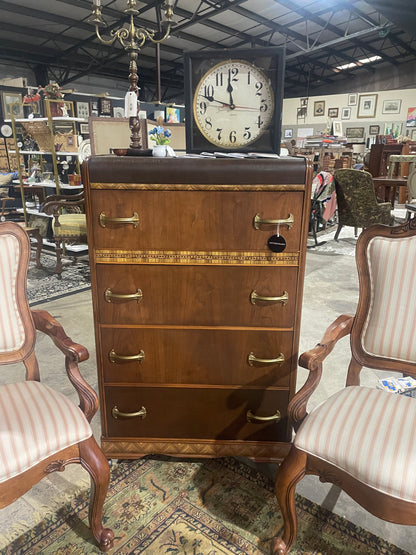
[{"left": 184, "top": 47, "right": 285, "bottom": 154}]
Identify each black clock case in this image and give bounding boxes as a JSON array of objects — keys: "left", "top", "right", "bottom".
[{"left": 183, "top": 46, "right": 285, "bottom": 154}]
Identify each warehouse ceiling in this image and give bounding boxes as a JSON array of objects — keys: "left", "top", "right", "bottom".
[{"left": 0, "top": 0, "right": 415, "bottom": 103}]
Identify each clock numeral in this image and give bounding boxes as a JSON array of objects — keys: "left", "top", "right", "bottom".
[
  {"left": 255, "top": 81, "right": 263, "bottom": 96},
  {"left": 204, "top": 84, "right": 214, "bottom": 98},
  {"left": 247, "top": 70, "right": 251, "bottom": 85},
  {"left": 216, "top": 73, "right": 223, "bottom": 87},
  {"left": 231, "top": 67, "right": 239, "bottom": 81},
  {"left": 243, "top": 127, "right": 251, "bottom": 140},
  {"left": 257, "top": 115, "right": 264, "bottom": 128},
  {"left": 199, "top": 101, "right": 207, "bottom": 115},
  {"left": 260, "top": 99, "right": 268, "bottom": 112},
  {"left": 216, "top": 128, "right": 223, "bottom": 141},
  {"left": 229, "top": 130, "right": 237, "bottom": 143},
  {"left": 204, "top": 117, "right": 213, "bottom": 129}
]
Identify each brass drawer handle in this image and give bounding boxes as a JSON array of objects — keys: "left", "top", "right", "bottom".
[
  {"left": 105, "top": 288, "right": 143, "bottom": 303},
  {"left": 99, "top": 211, "right": 139, "bottom": 228},
  {"left": 250, "top": 290, "right": 288, "bottom": 305},
  {"left": 248, "top": 352, "right": 285, "bottom": 366},
  {"left": 109, "top": 348, "right": 145, "bottom": 363},
  {"left": 112, "top": 405, "right": 147, "bottom": 419},
  {"left": 254, "top": 213, "right": 294, "bottom": 230},
  {"left": 246, "top": 409, "right": 281, "bottom": 423}
]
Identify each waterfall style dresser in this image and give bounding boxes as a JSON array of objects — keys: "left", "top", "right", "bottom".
[{"left": 83, "top": 156, "right": 312, "bottom": 462}]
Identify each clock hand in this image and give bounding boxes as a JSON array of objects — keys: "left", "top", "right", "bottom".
[
  {"left": 201, "top": 94, "right": 232, "bottom": 107},
  {"left": 227, "top": 70, "right": 235, "bottom": 110}
]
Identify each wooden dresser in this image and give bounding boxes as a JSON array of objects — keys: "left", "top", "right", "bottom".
[{"left": 83, "top": 156, "right": 312, "bottom": 462}]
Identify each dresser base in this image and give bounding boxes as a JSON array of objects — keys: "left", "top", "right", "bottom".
[{"left": 101, "top": 438, "right": 291, "bottom": 462}]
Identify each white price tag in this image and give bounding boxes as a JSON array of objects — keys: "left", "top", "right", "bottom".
[{"left": 124, "top": 91, "right": 137, "bottom": 117}]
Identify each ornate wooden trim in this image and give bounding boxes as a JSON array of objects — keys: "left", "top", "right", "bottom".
[
  {"left": 90, "top": 182, "right": 306, "bottom": 192},
  {"left": 101, "top": 438, "right": 290, "bottom": 461},
  {"left": 95, "top": 249, "right": 300, "bottom": 266}
]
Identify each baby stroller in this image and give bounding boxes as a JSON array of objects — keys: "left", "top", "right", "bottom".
[{"left": 309, "top": 171, "right": 337, "bottom": 247}]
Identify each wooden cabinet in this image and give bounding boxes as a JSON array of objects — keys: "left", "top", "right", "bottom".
[{"left": 83, "top": 156, "right": 312, "bottom": 462}]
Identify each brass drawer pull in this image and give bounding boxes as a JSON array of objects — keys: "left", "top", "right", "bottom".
[
  {"left": 254, "top": 213, "right": 294, "bottom": 230},
  {"left": 105, "top": 288, "right": 143, "bottom": 303},
  {"left": 112, "top": 405, "right": 147, "bottom": 419},
  {"left": 248, "top": 352, "right": 285, "bottom": 366},
  {"left": 109, "top": 349, "right": 145, "bottom": 363},
  {"left": 250, "top": 290, "right": 288, "bottom": 305},
  {"left": 99, "top": 211, "right": 139, "bottom": 228},
  {"left": 246, "top": 409, "right": 281, "bottom": 423}
]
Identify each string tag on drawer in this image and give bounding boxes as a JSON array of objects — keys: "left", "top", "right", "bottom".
[{"left": 267, "top": 223, "right": 287, "bottom": 253}]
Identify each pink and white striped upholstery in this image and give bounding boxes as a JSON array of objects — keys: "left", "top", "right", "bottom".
[
  {"left": 295, "top": 386, "right": 416, "bottom": 502},
  {"left": 362, "top": 236, "right": 416, "bottom": 362},
  {"left": 0, "top": 232, "right": 25, "bottom": 353},
  {"left": 0, "top": 381, "right": 92, "bottom": 483}
]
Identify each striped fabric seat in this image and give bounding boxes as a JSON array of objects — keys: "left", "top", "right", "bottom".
[
  {"left": 52, "top": 213, "right": 87, "bottom": 237},
  {"left": 0, "top": 381, "right": 92, "bottom": 483},
  {"left": 295, "top": 386, "right": 416, "bottom": 502}
]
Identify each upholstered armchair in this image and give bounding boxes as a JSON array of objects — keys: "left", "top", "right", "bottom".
[
  {"left": 333, "top": 168, "right": 393, "bottom": 241},
  {"left": 0, "top": 222, "right": 113, "bottom": 551},
  {"left": 272, "top": 219, "right": 416, "bottom": 554},
  {"left": 41, "top": 191, "right": 87, "bottom": 278}
]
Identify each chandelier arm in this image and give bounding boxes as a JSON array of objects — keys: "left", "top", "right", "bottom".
[
  {"left": 94, "top": 26, "right": 121, "bottom": 46},
  {"left": 138, "top": 25, "right": 171, "bottom": 45}
]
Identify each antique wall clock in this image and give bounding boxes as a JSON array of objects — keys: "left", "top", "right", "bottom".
[{"left": 184, "top": 47, "right": 285, "bottom": 154}]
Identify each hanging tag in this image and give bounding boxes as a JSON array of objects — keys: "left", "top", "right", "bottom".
[
  {"left": 124, "top": 91, "right": 137, "bottom": 117},
  {"left": 267, "top": 224, "right": 286, "bottom": 253}
]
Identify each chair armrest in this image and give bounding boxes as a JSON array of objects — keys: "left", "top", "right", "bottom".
[
  {"left": 289, "top": 313, "right": 354, "bottom": 430},
  {"left": 31, "top": 309, "right": 98, "bottom": 422},
  {"left": 42, "top": 192, "right": 84, "bottom": 216}
]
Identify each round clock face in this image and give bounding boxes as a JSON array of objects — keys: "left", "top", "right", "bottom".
[{"left": 193, "top": 59, "right": 274, "bottom": 149}]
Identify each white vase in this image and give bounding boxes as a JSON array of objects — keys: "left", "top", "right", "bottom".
[{"left": 152, "top": 145, "right": 167, "bottom": 157}]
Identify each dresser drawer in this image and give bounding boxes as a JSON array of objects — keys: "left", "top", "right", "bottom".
[
  {"left": 99, "top": 327, "right": 294, "bottom": 386},
  {"left": 88, "top": 189, "right": 304, "bottom": 252},
  {"left": 95, "top": 264, "right": 298, "bottom": 327},
  {"left": 103, "top": 386, "right": 290, "bottom": 442}
]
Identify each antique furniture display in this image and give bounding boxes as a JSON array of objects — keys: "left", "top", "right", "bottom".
[
  {"left": 333, "top": 168, "right": 392, "bottom": 241},
  {"left": 272, "top": 219, "right": 416, "bottom": 555},
  {"left": 83, "top": 156, "right": 312, "bottom": 461},
  {"left": 0, "top": 221, "right": 113, "bottom": 552},
  {"left": 184, "top": 47, "right": 285, "bottom": 153}
]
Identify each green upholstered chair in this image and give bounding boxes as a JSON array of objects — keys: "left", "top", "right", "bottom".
[
  {"left": 333, "top": 168, "right": 393, "bottom": 241},
  {"left": 41, "top": 191, "right": 87, "bottom": 278}
]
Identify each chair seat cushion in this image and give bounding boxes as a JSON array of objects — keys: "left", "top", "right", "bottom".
[
  {"left": 295, "top": 386, "right": 416, "bottom": 502},
  {"left": 0, "top": 381, "right": 92, "bottom": 483},
  {"left": 52, "top": 213, "right": 87, "bottom": 237}
]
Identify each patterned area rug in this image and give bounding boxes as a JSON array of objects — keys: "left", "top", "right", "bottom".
[
  {"left": 27, "top": 248, "right": 91, "bottom": 306},
  {"left": 1, "top": 456, "right": 408, "bottom": 555}
]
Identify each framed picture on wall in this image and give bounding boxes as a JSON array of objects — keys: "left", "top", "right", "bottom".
[
  {"left": 328, "top": 107, "right": 339, "bottom": 118},
  {"left": 113, "top": 106, "right": 125, "bottom": 118},
  {"left": 1, "top": 91, "right": 23, "bottom": 119},
  {"left": 300, "top": 98, "right": 308, "bottom": 107},
  {"left": 382, "top": 99, "right": 401, "bottom": 114},
  {"left": 407, "top": 107, "right": 416, "bottom": 127},
  {"left": 348, "top": 94, "right": 357, "bottom": 106},
  {"left": 99, "top": 98, "right": 112, "bottom": 116},
  {"left": 333, "top": 121, "right": 342, "bottom": 136},
  {"left": 314, "top": 100, "right": 325, "bottom": 116},
  {"left": 76, "top": 101, "right": 90, "bottom": 119},
  {"left": 284, "top": 128, "right": 293, "bottom": 138},
  {"left": 80, "top": 123, "right": 89, "bottom": 134},
  {"left": 369, "top": 125, "right": 380, "bottom": 135},
  {"left": 345, "top": 127, "right": 365, "bottom": 139},
  {"left": 411, "top": 128, "right": 416, "bottom": 139},
  {"left": 341, "top": 107, "right": 351, "bottom": 120},
  {"left": 357, "top": 94, "right": 378, "bottom": 118}
]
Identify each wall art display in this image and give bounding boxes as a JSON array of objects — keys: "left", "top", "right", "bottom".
[
  {"left": 166, "top": 106, "right": 180, "bottom": 123},
  {"left": 1, "top": 91, "right": 23, "bottom": 119},
  {"left": 382, "top": 99, "right": 401, "bottom": 114},
  {"left": 345, "top": 127, "right": 365, "bottom": 139},
  {"left": 284, "top": 128, "right": 293, "bottom": 138},
  {"left": 314, "top": 100, "right": 325, "bottom": 116},
  {"left": 300, "top": 98, "right": 308, "bottom": 107},
  {"left": 328, "top": 107, "right": 339, "bottom": 118},
  {"left": 80, "top": 123, "right": 89, "bottom": 134},
  {"left": 369, "top": 125, "right": 380, "bottom": 135},
  {"left": 76, "top": 101, "right": 90, "bottom": 119},
  {"left": 113, "top": 106, "right": 125, "bottom": 118},
  {"left": 357, "top": 94, "right": 378, "bottom": 118},
  {"left": 406, "top": 107, "right": 416, "bottom": 127},
  {"left": 99, "top": 98, "right": 112, "bottom": 116},
  {"left": 411, "top": 128, "right": 416, "bottom": 139},
  {"left": 297, "top": 106, "right": 307, "bottom": 120},
  {"left": 348, "top": 93, "right": 357, "bottom": 106},
  {"left": 333, "top": 121, "right": 342, "bottom": 136},
  {"left": 90, "top": 100, "right": 99, "bottom": 116},
  {"left": 384, "top": 122, "right": 402, "bottom": 138},
  {"left": 341, "top": 107, "right": 351, "bottom": 119}
]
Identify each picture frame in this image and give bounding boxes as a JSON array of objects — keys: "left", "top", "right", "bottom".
[
  {"left": 333, "top": 121, "right": 342, "bottom": 136},
  {"left": 1, "top": 91, "right": 23, "bottom": 119},
  {"left": 113, "top": 106, "right": 125, "bottom": 118},
  {"left": 284, "top": 128, "right": 293, "bottom": 138},
  {"left": 80, "top": 123, "right": 89, "bottom": 134},
  {"left": 345, "top": 127, "right": 365, "bottom": 139},
  {"left": 382, "top": 99, "right": 401, "bottom": 115},
  {"left": 411, "top": 128, "right": 416, "bottom": 139},
  {"left": 76, "top": 101, "right": 90, "bottom": 119},
  {"left": 384, "top": 122, "right": 402, "bottom": 138},
  {"left": 328, "top": 107, "right": 339, "bottom": 118},
  {"left": 297, "top": 106, "right": 307, "bottom": 120},
  {"left": 357, "top": 94, "right": 378, "bottom": 118},
  {"left": 369, "top": 125, "right": 380, "bottom": 135},
  {"left": 300, "top": 98, "right": 308, "bottom": 107},
  {"left": 166, "top": 106, "right": 180, "bottom": 123},
  {"left": 406, "top": 107, "right": 416, "bottom": 127},
  {"left": 341, "top": 107, "right": 351, "bottom": 120},
  {"left": 99, "top": 98, "right": 112, "bottom": 116},
  {"left": 314, "top": 100, "right": 325, "bottom": 116},
  {"left": 348, "top": 93, "right": 357, "bottom": 106}
]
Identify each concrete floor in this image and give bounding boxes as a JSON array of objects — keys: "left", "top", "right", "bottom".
[{"left": 0, "top": 227, "right": 415, "bottom": 553}]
